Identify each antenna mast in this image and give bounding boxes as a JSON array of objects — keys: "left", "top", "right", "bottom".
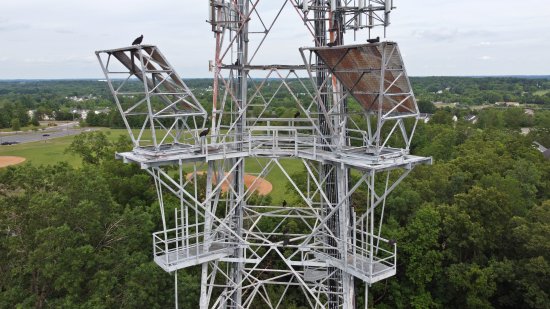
[{"left": 96, "top": 0, "right": 431, "bottom": 307}]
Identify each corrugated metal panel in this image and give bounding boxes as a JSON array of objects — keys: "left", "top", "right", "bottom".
[{"left": 312, "top": 42, "right": 416, "bottom": 114}]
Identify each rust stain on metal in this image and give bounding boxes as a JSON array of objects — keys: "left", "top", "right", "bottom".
[{"left": 313, "top": 42, "right": 415, "bottom": 113}]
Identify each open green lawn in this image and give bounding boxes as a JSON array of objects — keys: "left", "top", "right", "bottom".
[
  {"left": 0, "top": 125, "right": 46, "bottom": 133},
  {"left": 245, "top": 157, "right": 302, "bottom": 203},
  {"left": 533, "top": 89, "right": 550, "bottom": 96},
  {"left": 0, "top": 134, "right": 81, "bottom": 166},
  {"left": 0, "top": 127, "right": 301, "bottom": 202},
  {"left": 0, "top": 128, "right": 128, "bottom": 167}
]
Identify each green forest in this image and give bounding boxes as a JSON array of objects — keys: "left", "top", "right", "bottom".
[
  {"left": 1, "top": 77, "right": 550, "bottom": 308},
  {"left": 1, "top": 76, "right": 550, "bottom": 130}
]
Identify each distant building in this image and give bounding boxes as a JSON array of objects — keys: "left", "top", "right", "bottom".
[
  {"left": 496, "top": 102, "right": 521, "bottom": 107},
  {"left": 433, "top": 102, "right": 458, "bottom": 108},
  {"left": 464, "top": 114, "right": 478, "bottom": 124},
  {"left": 452, "top": 115, "right": 458, "bottom": 122},
  {"left": 418, "top": 113, "right": 431, "bottom": 123},
  {"left": 533, "top": 141, "right": 550, "bottom": 160},
  {"left": 72, "top": 109, "right": 90, "bottom": 120},
  {"left": 27, "top": 110, "right": 54, "bottom": 121},
  {"left": 66, "top": 94, "right": 98, "bottom": 102},
  {"left": 94, "top": 107, "right": 110, "bottom": 115},
  {"left": 534, "top": 141, "right": 547, "bottom": 153},
  {"left": 524, "top": 109, "right": 535, "bottom": 116}
]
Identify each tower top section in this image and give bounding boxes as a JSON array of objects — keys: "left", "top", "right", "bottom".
[
  {"left": 300, "top": 0, "right": 394, "bottom": 34},
  {"left": 208, "top": 0, "right": 395, "bottom": 39}
]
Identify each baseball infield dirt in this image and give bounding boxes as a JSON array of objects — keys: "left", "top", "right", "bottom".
[
  {"left": 186, "top": 171, "right": 273, "bottom": 195},
  {"left": 0, "top": 156, "right": 26, "bottom": 168}
]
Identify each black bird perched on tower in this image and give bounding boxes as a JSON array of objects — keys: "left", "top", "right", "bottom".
[
  {"left": 199, "top": 127, "right": 210, "bottom": 138},
  {"left": 282, "top": 200, "right": 287, "bottom": 207},
  {"left": 282, "top": 238, "right": 289, "bottom": 247},
  {"left": 282, "top": 227, "right": 290, "bottom": 247},
  {"left": 132, "top": 34, "right": 144, "bottom": 45},
  {"left": 294, "top": 111, "right": 301, "bottom": 118},
  {"left": 367, "top": 36, "right": 380, "bottom": 44}
]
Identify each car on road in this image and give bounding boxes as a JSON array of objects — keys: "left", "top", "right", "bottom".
[
  {"left": 1, "top": 141, "right": 19, "bottom": 145},
  {"left": 42, "top": 134, "right": 50, "bottom": 137}
]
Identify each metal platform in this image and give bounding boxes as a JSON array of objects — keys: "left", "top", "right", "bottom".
[
  {"left": 117, "top": 132, "right": 431, "bottom": 170},
  {"left": 318, "top": 252, "right": 396, "bottom": 284},
  {"left": 154, "top": 242, "right": 233, "bottom": 272}
]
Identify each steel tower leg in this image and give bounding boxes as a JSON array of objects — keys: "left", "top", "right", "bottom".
[
  {"left": 227, "top": 0, "right": 248, "bottom": 307},
  {"left": 200, "top": 161, "right": 216, "bottom": 309},
  {"left": 314, "top": 1, "right": 355, "bottom": 307}
]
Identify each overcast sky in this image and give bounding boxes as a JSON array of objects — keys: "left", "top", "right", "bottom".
[{"left": 1, "top": 0, "right": 549, "bottom": 79}]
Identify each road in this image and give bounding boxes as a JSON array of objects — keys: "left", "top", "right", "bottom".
[{"left": 0, "top": 122, "right": 96, "bottom": 145}]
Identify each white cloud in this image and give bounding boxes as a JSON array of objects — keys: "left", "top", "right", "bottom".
[
  {"left": 412, "top": 28, "right": 459, "bottom": 42},
  {"left": 0, "top": 0, "right": 549, "bottom": 78},
  {"left": 0, "top": 20, "right": 30, "bottom": 31},
  {"left": 23, "top": 58, "right": 55, "bottom": 64}
]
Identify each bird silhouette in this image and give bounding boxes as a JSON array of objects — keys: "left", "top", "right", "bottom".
[
  {"left": 199, "top": 127, "right": 210, "bottom": 138},
  {"left": 327, "top": 41, "right": 337, "bottom": 47},
  {"left": 294, "top": 111, "right": 301, "bottom": 118},
  {"left": 282, "top": 238, "right": 289, "bottom": 247},
  {"left": 367, "top": 36, "right": 380, "bottom": 44},
  {"left": 282, "top": 200, "right": 287, "bottom": 207},
  {"left": 282, "top": 227, "right": 290, "bottom": 247},
  {"left": 132, "top": 34, "right": 143, "bottom": 45},
  {"left": 234, "top": 59, "right": 240, "bottom": 66},
  {"left": 283, "top": 238, "right": 289, "bottom": 247}
]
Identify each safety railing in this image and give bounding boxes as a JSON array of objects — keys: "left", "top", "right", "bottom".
[
  {"left": 129, "top": 124, "right": 410, "bottom": 166},
  {"left": 310, "top": 229, "right": 396, "bottom": 283},
  {"left": 153, "top": 222, "right": 235, "bottom": 270},
  {"left": 346, "top": 233, "right": 396, "bottom": 279}
]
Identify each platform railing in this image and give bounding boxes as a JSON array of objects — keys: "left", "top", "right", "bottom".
[
  {"left": 310, "top": 229, "right": 396, "bottom": 282},
  {"left": 153, "top": 223, "right": 234, "bottom": 269},
  {"left": 125, "top": 125, "right": 413, "bottom": 168}
]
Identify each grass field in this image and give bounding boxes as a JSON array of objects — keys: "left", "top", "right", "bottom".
[
  {"left": 245, "top": 158, "right": 301, "bottom": 203},
  {"left": 534, "top": 89, "right": 550, "bottom": 96},
  {"left": 0, "top": 134, "right": 81, "bottom": 166},
  {"left": 0, "top": 128, "right": 301, "bottom": 202},
  {"left": 0, "top": 125, "right": 46, "bottom": 133},
  {"left": 0, "top": 128, "right": 128, "bottom": 167}
]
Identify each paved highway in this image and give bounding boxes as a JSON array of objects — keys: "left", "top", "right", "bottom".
[{"left": 0, "top": 122, "right": 96, "bottom": 145}]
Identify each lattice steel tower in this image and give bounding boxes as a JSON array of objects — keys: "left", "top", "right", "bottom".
[{"left": 96, "top": 1, "right": 431, "bottom": 308}]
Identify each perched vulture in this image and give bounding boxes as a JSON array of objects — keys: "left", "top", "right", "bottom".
[
  {"left": 367, "top": 36, "right": 380, "bottom": 44},
  {"left": 199, "top": 127, "right": 210, "bottom": 138},
  {"left": 132, "top": 35, "right": 144, "bottom": 45}
]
